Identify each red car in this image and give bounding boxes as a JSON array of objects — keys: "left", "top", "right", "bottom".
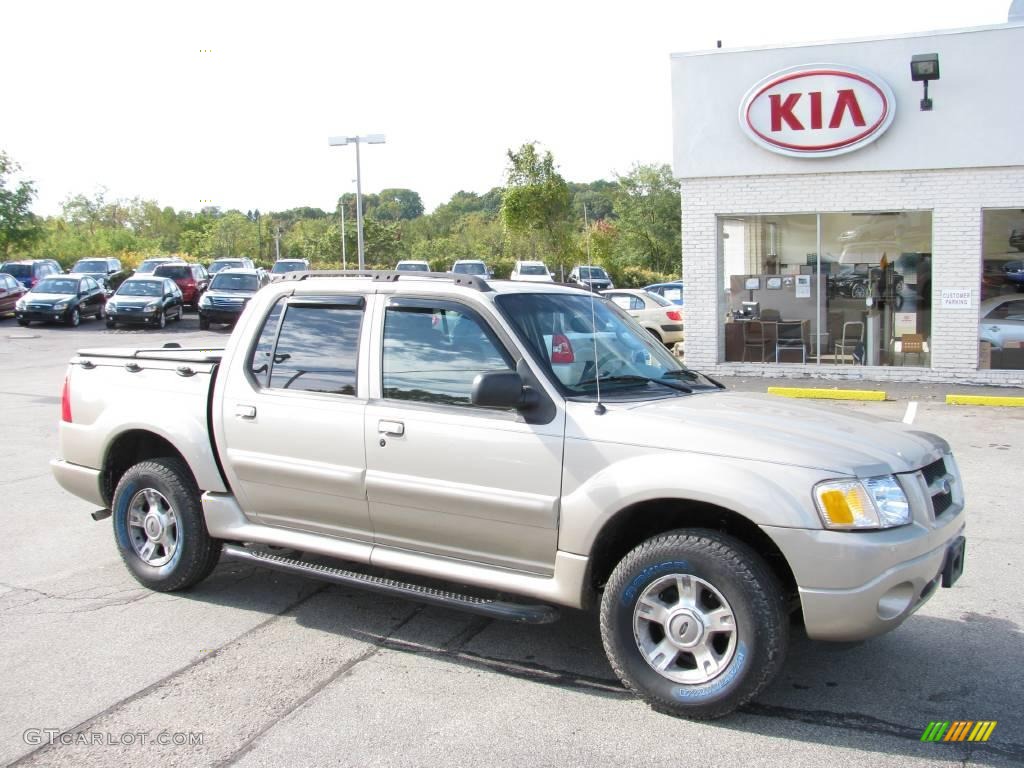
[
  {"left": 0, "top": 272, "right": 27, "bottom": 316},
  {"left": 153, "top": 262, "right": 210, "bottom": 308}
]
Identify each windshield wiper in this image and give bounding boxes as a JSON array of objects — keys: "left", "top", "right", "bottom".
[
  {"left": 661, "top": 369, "right": 724, "bottom": 390},
  {"left": 577, "top": 374, "right": 692, "bottom": 394}
]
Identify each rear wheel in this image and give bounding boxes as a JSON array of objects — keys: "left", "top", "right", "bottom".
[
  {"left": 112, "top": 457, "right": 221, "bottom": 591},
  {"left": 600, "top": 530, "right": 788, "bottom": 719}
]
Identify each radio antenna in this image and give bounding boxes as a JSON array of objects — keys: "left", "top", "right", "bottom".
[{"left": 584, "top": 203, "right": 605, "bottom": 415}]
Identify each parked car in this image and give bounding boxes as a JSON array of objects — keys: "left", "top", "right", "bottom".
[
  {"left": 0, "top": 273, "right": 27, "bottom": 317},
  {"left": 198, "top": 268, "right": 266, "bottom": 329},
  {"left": 105, "top": 276, "right": 184, "bottom": 329},
  {"left": 14, "top": 274, "right": 106, "bottom": 326},
  {"left": 70, "top": 257, "right": 127, "bottom": 291},
  {"left": 270, "top": 259, "right": 310, "bottom": 279},
  {"left": 52, "top": 271, "right": 967, "bottom": 719},
  {"left": 829, "top": 263, "right": 904, "bottom": 300},
  {"left": 136, "top": 257, "right": 178, "bottom": 274},
  {"left": 644, "top": 280, "right": 684, "bottom": 305},
  {"left": 395, "top": 260, "right": 430, "bottom": 272},
  {"left": 1002, "top": 260, "right": 1024, "bottom": 289},
  {"left": 451, "top": 259, "right": 492, "bottom": 279},
  {"left": 568, "top": 265, "right": 613, "bottom": 291},
  {"left": 979, "top": 295, "right": 1024, "bottom": 350},
  {"left": 602, "top": 289, "right": 684, "bottom": 347},
  {"left": 1, "top": 259, "right": 62, "bottom": 289},
  {"left": 209, "top": 257, "right": 256, "bottom": 275},
  {"left": 510, "top": 260, "right": 554, "bottom": 282},
  {"left": 153, "top": 262, "right": 209, "bottom": 308}
]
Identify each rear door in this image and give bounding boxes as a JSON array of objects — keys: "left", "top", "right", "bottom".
[
  {"left": 218, "top": 293, "right": 372, "bottom": 540},
  {"left": 364, "top": 295, "right": 564, "bottom": 575}
]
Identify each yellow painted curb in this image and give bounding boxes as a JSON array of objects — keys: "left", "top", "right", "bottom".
[
  {"left": 767, "top": 387, "right": 886, "bottom": 401},
  {"left": 946, "top": 394, "right": 1024, "bottom": 407}
]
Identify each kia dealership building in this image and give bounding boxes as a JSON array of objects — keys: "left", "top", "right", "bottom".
[{"left": 671, "top": 18, "right": 1024, "bottom": 384}]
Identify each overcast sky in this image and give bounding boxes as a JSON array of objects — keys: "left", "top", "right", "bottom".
[{"left": 1, "top": 0, "right": 1013, "bottom": 217}]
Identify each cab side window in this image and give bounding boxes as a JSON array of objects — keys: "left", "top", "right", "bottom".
[
  {"left": 249, "top": 297, "right": 364, "bottom": 395},
  {"left": 382, "top": 301, "right": 513, "bottom": 406}
]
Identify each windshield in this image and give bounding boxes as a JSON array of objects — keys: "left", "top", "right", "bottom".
[
  {"left": 211, "top": 273, "right": 258, "bottom": 291},
  {"left": 136, "top": 259, "right": 169, "bottom": 273},
  {"left": 2, "top": 264, "right": 30, "bottom": 278},
  {"left": 579, "top": 267, "right": 608, "bottom": 280},
  {"left": 117, "top": 280, "right": 163, "bottom": 297},
  {"left": 453, "top": 262, "right": 486, "bottom": 275},
  {"left": 396, "top": 262, "right": 429, "bottom": 272},
  {"left": 71, "top": 260, "right": 109, "bottom": 273},
  {"left": 495, "top": 293, "right": 717, "bottom": 400},
  {"left": 210, "top": 260, "right": 244, "bottom": 274},
  {"left": 519, "top": 264, "right": 548, "bottom": 276},
  {"left": 34, "top": 278, "right": 79, "bottom": 294},
  {"left": 271, "top": 261, "right": 306, "bottom": 273}
]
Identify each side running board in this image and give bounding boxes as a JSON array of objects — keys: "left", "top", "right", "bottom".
[{"left": 221, "top": 544, "right": 560, "bottom": 625}]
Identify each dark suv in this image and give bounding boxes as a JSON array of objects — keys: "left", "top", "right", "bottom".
[
  {"left": 197, "top": 268, "right": 267, "bottom": 329},
  {"left": 70, "top": 257, "right": 126, "bottom": 291},
  {"left": 1, "top": 259, "right": 62, "bottom": 290},
  {"left": 153, "top": 262, "right": 209, "bottom": 308}
]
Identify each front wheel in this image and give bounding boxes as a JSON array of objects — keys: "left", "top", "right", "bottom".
[
  {"left": 198, "top": 315, "right": 210, "bottom": 330},
  {"left": 17, "top": 318, "right": 29, "bottom": 327},
  {"left": 112, "top": 457, "right": 221, "bottom": 591},
  {"left": 67, "top": 308, "right": 80, "bottom": 327},
  {"left": 600, "top": 530, "right": 788, "bottom": 719},
  {"left": 156, "top": 310, "right": 166, "bottom": 329}
]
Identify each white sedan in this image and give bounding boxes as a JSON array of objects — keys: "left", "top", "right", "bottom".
[
  {"left": 510, "top": 260, "right": 554, "bottom": 282},
  {"left": 979, "top": 295, "right": 1024, "bottom": 349},
  {"left": 601, "top": 289, "right": 684, "bottom": 348}
]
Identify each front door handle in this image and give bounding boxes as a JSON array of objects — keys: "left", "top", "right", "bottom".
[
  {"left": 987, "top": 325, "right": 1001, "bottom": 332},
  {"left": 378, "top": 420, "right": 405, "bottom": 437},
  {"left": 235, "top": 404, "right": 257, "bottom": 419}
]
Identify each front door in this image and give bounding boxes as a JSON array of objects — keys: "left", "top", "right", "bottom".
[
  {"left": 364, "top": 296, "right": 564, "bottom": 575},
  {"left": 218, "top": 294, "right": 372, "bottom": 541}
]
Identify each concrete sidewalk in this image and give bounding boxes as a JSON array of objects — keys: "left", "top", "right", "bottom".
[{"left": 713, "top": 373, "right": 1024, "bottom": 402}]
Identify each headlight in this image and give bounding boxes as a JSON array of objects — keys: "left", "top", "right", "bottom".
[
  {"left": 144, "top": 300, "right": 160, "bottom": 311},
  {"left": 54, "top": 300, "right": 69, "bottom": 309},
  {"left": 814, "top": 475, "right": 911, "bottom": 530},
  {"left": 15, "top": 299, "right": 26, "bottom": 311},
  {"left": 199, "top": 294, "right": 211, "bottom": 306}
]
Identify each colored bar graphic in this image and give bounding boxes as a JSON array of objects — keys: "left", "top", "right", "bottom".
[{"left": 922, "top": 720, "right": 997, "bottom": 742}]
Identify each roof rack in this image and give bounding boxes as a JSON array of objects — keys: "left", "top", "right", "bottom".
[{"left": 282, "top": 269, "right": 492, "bottom": 292}]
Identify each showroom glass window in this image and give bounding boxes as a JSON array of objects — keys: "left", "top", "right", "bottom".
[
  {"left": 981, "top": 209, "right": 1024, "bottom": 371},
  {"left": 718, "top": 212, "right": 932, "bottom": 367}
]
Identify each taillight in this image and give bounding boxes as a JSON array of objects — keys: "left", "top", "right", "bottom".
[
  {"left": 666, "top": 310, "right": 682, "bottom": 321},
  {"left": 551, "top": 333, "right": 575, "bottom": 364},
  {"left": 61, "top": 374, "right": 72, "bottom": 423}
]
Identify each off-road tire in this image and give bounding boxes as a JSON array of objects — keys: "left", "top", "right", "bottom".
[
  {"left": 600, "top": 529, "right": 788, "bottom": 719},
  {"left": 112, "top": 457, "right": 221, "bottom": 591}
]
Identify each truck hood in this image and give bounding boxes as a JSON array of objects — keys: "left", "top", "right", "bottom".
[{"left": 571, "top": 392, "right": 947, "bottom": 477}]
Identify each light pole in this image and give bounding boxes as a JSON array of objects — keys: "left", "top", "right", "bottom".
[{"left": 328, "top": 133, "right": 385, "bottom": 270}]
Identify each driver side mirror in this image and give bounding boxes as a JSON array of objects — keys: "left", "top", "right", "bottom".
[{"left": 471, "top": 371, "right": 537, "bottom": 410}]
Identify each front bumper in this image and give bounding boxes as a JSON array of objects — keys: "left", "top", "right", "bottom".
[
  {"left": 107, "top": 307, "right": 161, "bottom": 324},
  {"left": 16, "top": 307, "right": 71, "bottom": 322},
  {"left": 199, "top": 307, "right": 243, "bottom": 323},
  {"left": 765, "top": 511, "right": 966, "bottom": 641}
]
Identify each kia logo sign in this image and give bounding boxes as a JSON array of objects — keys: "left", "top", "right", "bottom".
[{"left": 739, "top": 64, "right": 896, "bottom": 157}]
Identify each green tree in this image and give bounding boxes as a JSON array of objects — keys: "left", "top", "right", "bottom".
[
  {"left": 612, "top": 163, "right": 682, "bottom": 276},
  {"left": 373, "top": 188, "right": 424, "bottom": 221},
  {"left": 0, "top": 152, "right": 40, "bottom": 259},
  {"left": 500, "top": 143, "right": 572, "bottom": 273}
]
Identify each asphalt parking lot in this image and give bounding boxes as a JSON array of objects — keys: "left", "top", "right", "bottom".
[{"left": 1, "top": 312, "right": 1022, "bottom": 767}]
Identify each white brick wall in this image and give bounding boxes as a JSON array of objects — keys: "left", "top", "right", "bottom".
[{"left": 681, "top": 166, "right": 1024, "bottom": 387}]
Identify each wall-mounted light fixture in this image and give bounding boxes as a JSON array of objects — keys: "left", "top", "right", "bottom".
[{"left": 910, "top": 53, "right": 940, "bottom": 111}]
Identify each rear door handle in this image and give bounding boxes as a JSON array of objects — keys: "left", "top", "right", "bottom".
[
  {"left": 378, "top": 420, "right": 405, "bottom": 437},
  {"left": 235, "top": 405, "right": 257, "bottom": 419}
]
